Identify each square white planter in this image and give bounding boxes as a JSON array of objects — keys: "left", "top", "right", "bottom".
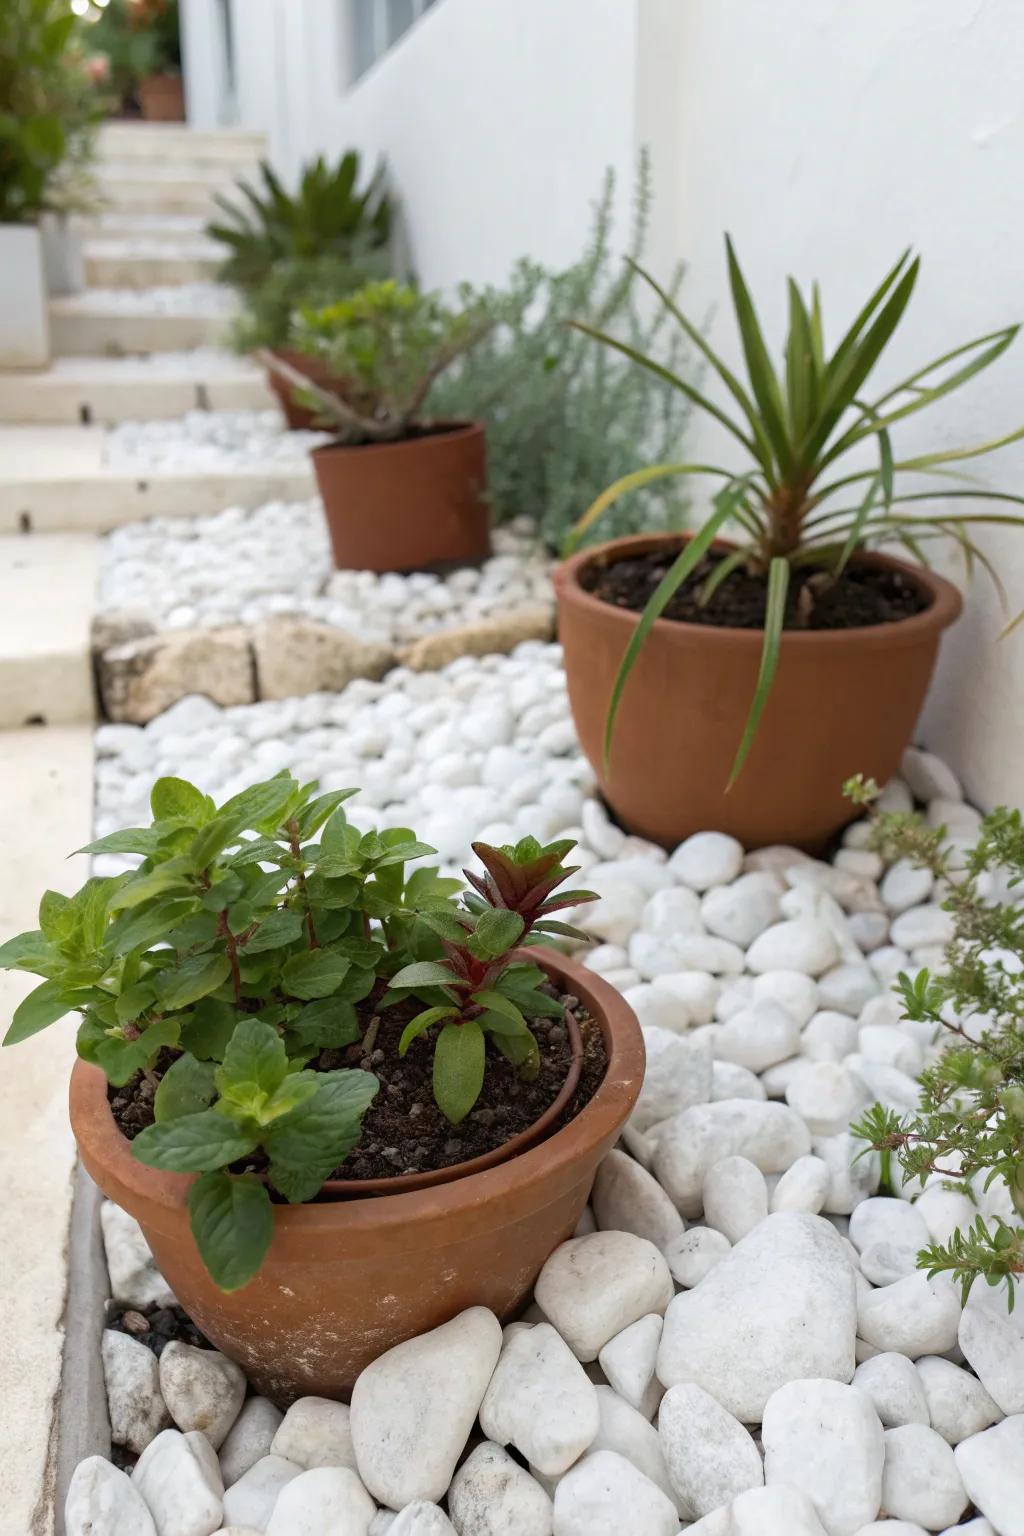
[{"left": 0, "top": 223, "right": 50, "bottom": 368}]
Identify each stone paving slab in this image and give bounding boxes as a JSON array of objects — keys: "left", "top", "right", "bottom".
[
  {"left": 0, "top": 533, "right": 98, "bottom": 726},
  {"left": 0, "top": 726, "right": 94, "bottom": 1536}
]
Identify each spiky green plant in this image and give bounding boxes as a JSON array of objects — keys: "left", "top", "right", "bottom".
[{"left": 573, "top": 242, "right": 1024, "bottom": 783}]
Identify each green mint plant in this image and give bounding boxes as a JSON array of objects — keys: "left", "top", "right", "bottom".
[
  {"left": 574, "top": 242, "right": 1024, "bottom": 784},
  {"left": 262, "top": 279, "right": 495, "bottom": 444},
  {"left": 385, "top": 839, "right": 596, "bottom": 1124},
  {"left": 0, "top": 773, "right": 592, "bottom": 1292},
  {"left": 847, "top": 775, "right": 1024, "bottom": 1308}
]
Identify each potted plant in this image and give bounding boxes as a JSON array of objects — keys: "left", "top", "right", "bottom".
[
  {"left": 0, "top": 0, "right": 102, "bottom": 360},
  {"left": 265, "top": 280, "right": 496, "bottom": 572},
  {"left": 0, "top": 773, "right": 642, "bottom": 1400},
  {"left": 556, "top": 241, "right": 1024, "bottom": 850},
  {"left": 208, "top": 152, "right": 392, "bottom": 426},
  {"left": 90, "top": 0, "right": 184, "bottom": 121}
]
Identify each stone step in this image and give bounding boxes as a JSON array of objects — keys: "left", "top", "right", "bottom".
[
  {"left": 83, "top": 211, "right": 209, "bottom": 240},
  {"left": 49, "top": 289, "right": 234, "bottom": 356},
  {"left": 98, "top": 122, "right": 265, "bottom": 165},
  {"left": 92, "top": 176, "right": 234, "bottom": 217},
  {"left": 0, "top": 532, "right": 98, "bottom": 726},
  {"left": 0, "top": 353, "right": 273, "bottom": 425},
  {"left": 83, "top": 239, "right": 221, "bottom": 289}
]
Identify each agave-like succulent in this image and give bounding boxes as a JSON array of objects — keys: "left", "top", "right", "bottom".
[
  {"left": 207, "top": 151, "right": 391, "bottom": 294},
  {"left": 572, "top": 241, "right": 1024, "bottom": 782}
]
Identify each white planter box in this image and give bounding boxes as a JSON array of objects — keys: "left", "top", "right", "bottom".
[
  {"left": 39, "top": 212, "right": 85, "bottom": 296},
  {"left": 0, "top": 224, "right": 50, "bottom": 367}
]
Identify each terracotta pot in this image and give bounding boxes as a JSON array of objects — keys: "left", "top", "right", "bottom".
[
  {"left": 137, "top": 74, "right": 185, "bottom": 122},
  {"left": 312, "top": 421, "right": 491, "bottom": 573},
  {"left": 555, "top": 533, "right": 962, "bottom": 852},
  {"left": 69, "top": 948, "right": 642, "bottom": 1402},
  {"left": 265, "top": 349, "right": 347, "bottom": 433}
]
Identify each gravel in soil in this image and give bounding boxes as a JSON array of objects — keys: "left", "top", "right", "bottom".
[
  {"left": 581, "top": 545, "right": 930, "bottom": 630},
  {"left": 109, "top": 986, "right": 608, "bottom": 1183},
  {"left": 105, "top": 1299, "right": 210, "bottom": 1356}
]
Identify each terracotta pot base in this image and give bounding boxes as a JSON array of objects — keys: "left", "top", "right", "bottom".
[
  {"left": 555, "top": 534, "right": 962, "bottom": 851},
  {"left": 137, "top": 74, "right": 185, "bottom": 122},
  {"left": 312, "top": 421, "right": 491, "bottom": 573},
  {"left": 69, "top": 949, "right": 642, "bottom": 1401}
]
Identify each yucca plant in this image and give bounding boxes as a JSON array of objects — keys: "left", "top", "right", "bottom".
[
  {"left": 571, "top": 240, "right": 1024, "bottom": 782},
  {"left": 207, "top": 152, "right": 391, "bottom": 295}
]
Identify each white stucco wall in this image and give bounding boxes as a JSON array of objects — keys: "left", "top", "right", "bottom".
[{"left": 662, "top": 0, "right": 1024, "bottom": 811}]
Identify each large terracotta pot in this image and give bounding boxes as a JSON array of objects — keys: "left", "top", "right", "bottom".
[
  {"left": 265, "top": 349, "right": 347, "bottom": 433},
  {"left": 555, "top": 533, "right": 962, "bottom": 852},
  {"left": 70, "top": 949, "right": 642, "bottom": 1403},
  {"left": 137, "top": 74, "right": 185, "bottom": 122},
  {"left": 312, "top": 421, "right": 491, "bottom": 573}
]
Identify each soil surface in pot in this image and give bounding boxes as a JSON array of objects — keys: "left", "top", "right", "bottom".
[
  {"left": 581, "top": 546, "right": 930, "bottom": 630},
  {"left": 108, "top": 983, "right": 608, "bottom": 1183},
  {"left": 106, "top": 1298, "right": 210, "bottom": 1357}
]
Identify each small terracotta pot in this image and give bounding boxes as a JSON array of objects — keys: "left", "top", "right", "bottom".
[
  {"left": 70, "top": 949, "right": 642, "bottom": 1402},
  {"left": 265, "top": 350, "right": 347, "bottom": 433},
  {"left": 137, "top": 74, "right": 185, "bottom": 122},
  {"left": 555, "top": 533, "right": 962, "bottom": 852},
  {"left": 312, "top": 421, "right": 491, "bottom": 573}
]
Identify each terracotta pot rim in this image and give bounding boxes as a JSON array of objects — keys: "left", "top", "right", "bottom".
[
  {"left": 555, "top": 532, "right": 963, "bottom": 648},
  {"left": 312, "top": 420, "right": 483, "bottom": 461},
  {"left": 319, "top": 996, "right": 585, "bottom": 1196},
  {"left": 70, "top": 947, "right": 642, "bottom": 1243}
]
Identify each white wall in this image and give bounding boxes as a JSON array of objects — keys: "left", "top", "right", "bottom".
[{"left": 660, "top": 0, "right": 1024, "bottom": 812}]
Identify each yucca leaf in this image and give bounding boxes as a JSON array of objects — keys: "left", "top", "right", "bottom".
[
  {"left": 892, "top": 421, "right": 1024, "bottom": 473},
  {"left": 626, "top": 259, "right": 777, "bottom": 475},
  {"left": 833, "top": 407, "right": 893, "bottom": 576},
  {"left": 567, "top": 461, "right": 737, "bottom": 552},
  {"left": 602, "top": 492, "right": 742, "bottom": 770},
  {"left": 568, "top": 318, "right": 764, "bottom": 463},
  {"left": 727, "top": 557, "right": 790, "bottom": 788},
  {"left": 726, "top": 237, "right": 793, "bottom": 474},
  {"left": 785, "top": 278, "right": 819, "bottom": 443},
  {"left": 821, "top": 248, "right": 914, "bottom": 389},
  {"left": 699, "top": 546, "right": 749, "bottom": 606}
]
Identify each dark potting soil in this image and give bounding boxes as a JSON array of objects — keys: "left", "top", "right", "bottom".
[
  {"left": 580, "top": 546, "right": 930, "bottom": 631},
  {"left": 105, "top": 1298, "right": 211, "bottom": 1357},
  {"left": 109, "top": 984, "right": 608, "bottom": 1186}
]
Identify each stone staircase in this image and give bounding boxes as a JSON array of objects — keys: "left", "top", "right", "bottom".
[{"left": 0, "top": 122, "right": 281, "bottom": 732}]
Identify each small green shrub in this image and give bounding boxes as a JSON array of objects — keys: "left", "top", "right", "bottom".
[
  {"left": 431, "top": 155, "right": 694, "bottom": 551},
  {"left": 231, "top": 252, "right": 389, "bottom": 355},
  {"left": 207, "top": 152, "right": 391, "bottom": 296},
  {"left": 848, "top": 776, "right": 1024, "bottom": 1309},
  {"left": 271, "top": 279, "right": 495, "bottom": 443},
  {"left": 0, "top": 773, "right": 592, "bottom": 1291},
  {"left": 89, "top": 0, "right": 181, "bottom": 100}
]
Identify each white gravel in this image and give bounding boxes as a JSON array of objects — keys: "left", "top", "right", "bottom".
[
  {"left": 98, "top": 503, "right": 551, "bottom": 641},
  {"left": 57, "top": 283, "right": 236, "bottom": 315},
  {"left": 83, "top": 677, "right": 1022, "bottom": 1535},
  {"left": 47, "top": 349, "right": 257, "bottom": 380},
  {"left": 101, "top": 409, "right": 325, "bottom": 475}
]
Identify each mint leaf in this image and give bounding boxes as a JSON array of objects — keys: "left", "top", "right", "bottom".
[
  {"left": 264, "top": 1068, "right": 377, "bottom": 1178},
  {"left": 74, "top": 828, "right": 162, "bottom": 858},
  {"left": 155, "top": 953, "right": 232, "bottom": 1011},
  {"left": 467, "top": 909, "right": 525, "bottom": 960},
  {"left": 105, "top": 898, "right": 198, "bottom": 958},
  {"left": 133, "top": 1108, "right": 258, "bottom": 1171},
  {"left": 154, "top": 1054, "right": 218, "bottom": 1122},
  {"left": 151, "top": 777, "right": 211, "bottom": 826},
  {"left": 218, "top": 1018, "right": 288, "bottom": 1099},
  {"left": 244, "top": 910, "right": 304, "bottom": 955},
  {"left": 107, "top": 862, "right": 194, "bottom": 912},
  {"left": 179, "top": 998, "right": 237, "bottom": 1062},
  {"left": 78, "top": 1016, "right": 181, "bottom": 1086},
  {"left": 3, "top": 978, "right": 75, "bottom": 1045},
  {"left": 388, "top": 960, "right": 459, "bottom": 990},
  {"left": 286, "top": 998, "right": 360, "bottom": 1051},
  {"left": 433, "top": 1019, "right": 485, "bottom": 1124},
  {"left": 188, "top": 1170, "right": 273, "bottom": 1292},
  {"left": 281, "top": 949, "right": 351, "bottom": 1000},
  {"left": 0, "top": 928, "right": 55, "bottom": 973}
]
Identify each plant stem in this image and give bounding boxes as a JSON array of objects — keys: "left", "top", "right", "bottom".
[
  {"left": 217, "top": 912, "right": 242, "bottom": 1005},
  {"left": 287, "top": 821, "right": 319, "bottom": 948}
]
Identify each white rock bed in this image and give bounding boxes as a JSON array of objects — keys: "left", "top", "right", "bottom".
[
  {"left": 60, "top": 282, "right": 238, "bottom": 316},
  {"left": 101, "top": 410, "right": 326, "bottom": 475},
  {"left": 98, "top": 505, "right": 552, "bottom": 642},
  {"left": 76, "top": 662, "right": 1024, "bottom": 1535}
]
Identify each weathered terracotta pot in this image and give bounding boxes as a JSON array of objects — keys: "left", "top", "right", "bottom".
[
  {"left": 555, "top": 533, "right": 962, "bottom": 852},
  {"left": 265, "top": 349, "right": 346, "bottom": 433},
  {"left": 137, "top": 74, "right": 185, "bottom": 122},
  {"left": 70, "top": 949, "right": 642, "bottom": 1403},
  {"left": 312, "top": 421, "right": 491, "bottom": 573}
]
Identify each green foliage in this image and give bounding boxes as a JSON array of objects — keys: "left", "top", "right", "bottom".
[
  {"left": 89, "top": 0, "right": 180, "bottom": 98},
  {"left": 231, "top": 252, "right": 389, "bottom": 354},
  {"left": 848, "top": 781, "right": 1024, "bottom": 1309},
  {"left": 0, "top": 775, "right": 593, "bottom": 1291},
  {"left": 274, "top": 279, "right": 495, "bottom": 444},
  {"left": 207, "top": 152, "right": 391, "bottom": 296},
  {"left": 578, "top": 242, "right": 1024, "bottom": 783},
  {"left": 0, "top": 0, "right": 104, "bottom": 222},
  {"left": 432, "top": 155, "right": 694, "bottom": 551}
]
